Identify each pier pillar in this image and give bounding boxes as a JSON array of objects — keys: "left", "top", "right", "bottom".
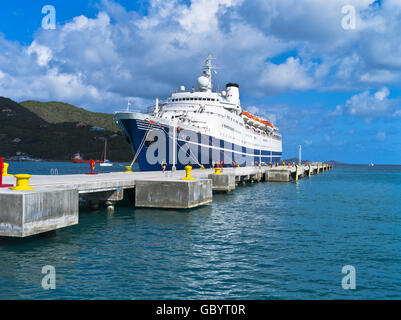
[
  {"left": 266, "top": 170, "right": 292, "bottom": 182},
  {"left": 208, "top": 174, "right": 236, "bottom": 192},
  {"left": 0, "top": 189, "right": 78, "bottom": 237},
  {"left": 105, "top": 201, "right": 116, "bottom": 213},
  {"left": 135, "top": 179, "right": 212, "bottom": 209}
]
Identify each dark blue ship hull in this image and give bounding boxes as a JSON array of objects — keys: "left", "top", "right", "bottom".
[{"left": 119, "top": 118, "right": 282, "bottom": 171}]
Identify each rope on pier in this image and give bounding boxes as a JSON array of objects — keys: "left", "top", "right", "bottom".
[{"left": 129, "top": 121, "right": 152, "bottom": 168}]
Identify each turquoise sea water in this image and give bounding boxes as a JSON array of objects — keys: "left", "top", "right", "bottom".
[{"left": 0, "top": 162, "right": 400, "bottom": 299}]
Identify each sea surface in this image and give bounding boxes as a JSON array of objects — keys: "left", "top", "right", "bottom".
[{"left": 0, "top": 162, "right": 400, "bottom": 299}]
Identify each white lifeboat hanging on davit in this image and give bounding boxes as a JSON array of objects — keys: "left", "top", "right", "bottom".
[{"left": 240, "top": 111, "right": 274, "bottom": 132}]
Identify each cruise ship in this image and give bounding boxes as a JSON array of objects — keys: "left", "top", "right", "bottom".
[{"left": 114, "top": 55, "right": 282, "bottom": 171}]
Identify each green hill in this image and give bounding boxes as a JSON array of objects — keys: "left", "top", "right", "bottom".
[
  {"left": 20, "top": 100, "right": 119, "bottom": 132},
  {"left": 0, "top": 97, "right": 132, "bottom": 161}
]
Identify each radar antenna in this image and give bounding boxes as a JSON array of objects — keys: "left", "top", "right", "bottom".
[{"left": 202, "top": 53, "right": 217, "bottom": 92}]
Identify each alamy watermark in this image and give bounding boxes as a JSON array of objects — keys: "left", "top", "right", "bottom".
[
  {"left": 42, "top": 265, "right": 56, "bottom": 290},
  {"left": 341, "top": 5, "right": 356, "bottom": 30},
  {"left": 142, "top": 126, "right": 270, "bottom": 167},
  {"left": 341, "top": 265, "right": 356, "bottom": 290},
  {"left": 42, "top": 5, "right": 56, "bottom": 30}
]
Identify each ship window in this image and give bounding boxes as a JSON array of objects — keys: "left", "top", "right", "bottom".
[
  {"left": 207, "top": 98, "right": 211, "bottom": 101},
  {"left": 190, "top": 98, "right": 194, "bottom": 100}
]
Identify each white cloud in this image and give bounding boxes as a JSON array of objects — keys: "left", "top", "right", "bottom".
[
  {"left": 1, "top": 0, "right": 401, "bottom": 112},
  {"left": 259, "top": 57, "right": 316, "bottom": 94},
  {"left": 27, "top": 42, "right": 53, "bottom": 67},
  {"left": 337, "top": 87, "right": 401, "bottom": 120}
]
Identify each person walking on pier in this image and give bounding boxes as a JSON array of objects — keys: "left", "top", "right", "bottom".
[{"left": 161, "top": 160, "right": 167, "bottom": 174}]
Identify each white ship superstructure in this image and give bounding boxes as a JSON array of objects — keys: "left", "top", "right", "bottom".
[{"left": 115, "top": 55, "right": 282, "bottom": 171}]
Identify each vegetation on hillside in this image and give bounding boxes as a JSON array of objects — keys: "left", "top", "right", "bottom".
[
  {"left": 20, "top": 100, "right": 119, "bottom": 132},
  {"left": 0, "top": 97, "right": 133, "bottom": 161}
]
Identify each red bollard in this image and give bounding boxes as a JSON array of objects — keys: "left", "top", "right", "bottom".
[
  {"left": 0, "top": 157, "right": 13, "bottom": 188},
  {"left": 85, "top": 159, "right": 98, "bottom": 175}
]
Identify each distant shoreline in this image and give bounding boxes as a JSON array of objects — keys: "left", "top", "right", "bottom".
[{"left": 4, "top": 160, "right": 400, "bottom": 166}]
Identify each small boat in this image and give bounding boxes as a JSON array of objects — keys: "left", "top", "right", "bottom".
[
  {"left": 71, "top": 152, "right": 102, "bottom": 164},
  {"left": 369, "top": 162, "right": 374, "bottom": 167},
  {"left": 100, "top": 139, "right": 113, "bottom": 167}
]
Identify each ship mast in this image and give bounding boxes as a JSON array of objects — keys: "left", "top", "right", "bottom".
[{"left": 203, "top": 53, "right": 213, "bottom": 92}]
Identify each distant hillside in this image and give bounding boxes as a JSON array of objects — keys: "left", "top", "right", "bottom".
[
  {"left": 20, "top": 100, "right": 119, "bottom": 132},
  {"left": 0, "top": 97, "right": 132, "bottom": 161}
]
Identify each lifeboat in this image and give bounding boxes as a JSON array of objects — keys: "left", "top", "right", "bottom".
[{"left": 241, "top": 111, "right": 274, "bottom": 131}]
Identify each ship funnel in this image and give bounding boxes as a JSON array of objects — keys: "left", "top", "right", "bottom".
[{"left": 226, "top": 83, "right": 240, "bottom": 105}]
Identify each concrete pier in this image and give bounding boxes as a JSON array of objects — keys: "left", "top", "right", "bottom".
[
  {"left": 0, "top": 163, "right": 332, "bottom": 237},
  {"left": 135, "top": 179, "right": 212, "bottom": 209},
  {"left": 0, "top": 188, "right": 78, "bottom": 237}
]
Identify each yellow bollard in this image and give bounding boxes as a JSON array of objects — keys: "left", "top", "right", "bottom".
[
  {"left": 200, "top": 165, "right": 205, "bottom": 169},
  {"left": 317, "top": 164, "right": 320, "bottom": 175},
  {"left": 181, "top": 165, "right": 196, "bottom": 180},
  {"left": 309, "top": 165, "right": 312, "bottom": 177},
  {"left": 125, "top": 166, "right": 133, "bottom": 173},
  {"left": 295, "top": 165, "right": 299, "bottom": 182},
  {"left": 11, "top": 174, "right": 34, "bottom": 191},
  {"left": 214, "top": 167, "right": 222, "bottom": 175},
  {"left": 2, "top": 163, "right": 12, "bottom": 176}
]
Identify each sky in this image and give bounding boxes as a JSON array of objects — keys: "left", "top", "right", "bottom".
[{"left": 0, "top": 0, "right": 400, "bottom": 164}]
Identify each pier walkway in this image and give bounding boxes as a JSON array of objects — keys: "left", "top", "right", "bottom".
[{"left": 0, "top": 163, "right": 332, "bottom": 238}]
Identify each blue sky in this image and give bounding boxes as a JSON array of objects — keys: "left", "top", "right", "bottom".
[{"left": 0, "top": 0, "right": 400, "bottom": 164}]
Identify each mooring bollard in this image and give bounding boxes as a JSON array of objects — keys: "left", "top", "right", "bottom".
[
  {"left": 125, "top": 166, "right": 133, "bottom": 173},
  {"left": 2, "top": 162, "right": 12, "bottom": 176},
  {"left": 214, "top": 167, "right": 222, "bottom": 175},
  {"left": 181, "top": 165, "right": 195, "bottom": 180},
  {"left": 296, "top": 165, "right": 299, "bottom": 182},
  {"left": 11, "top": 174, "right": 34, "bottom": 191},
  {"left": 309, "top": 165, "right": 312, "bottom": 177},
  {"left": 85, "top": 159, "right": 98, "bottom": 175},
  {"left": 200, "top": 165, "right": 205, "bottom": 169},
  {"left": 0, "top": 157, "right": 14, "bottom": 188}
]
